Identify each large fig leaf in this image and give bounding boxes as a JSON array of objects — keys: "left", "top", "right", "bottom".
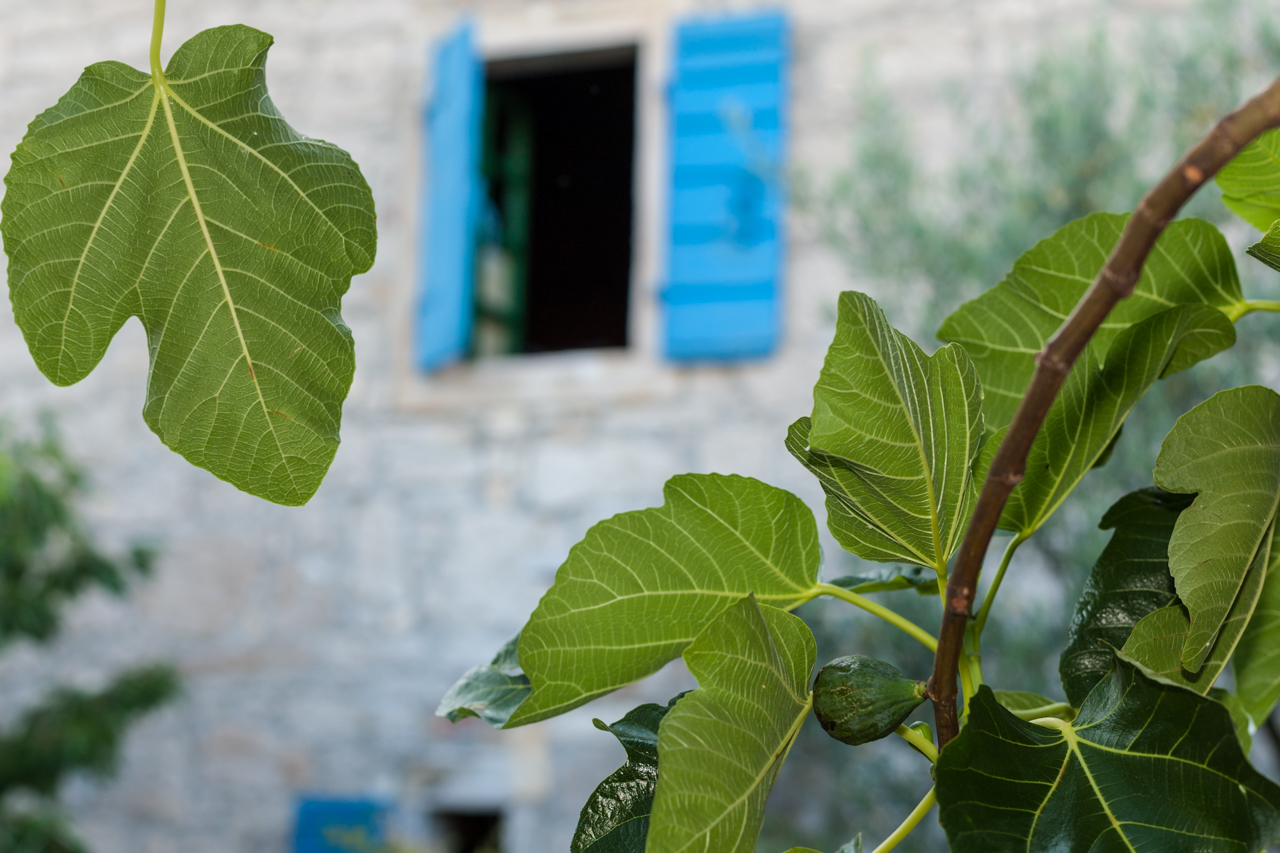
[
  {"left": 435, "top": 633, "right": 530, "bottom": 728},
  {"left": 1216, "top": 127, "right": 1280, "bottom": 230},
  {"left": 647, "top": 596, "right": 814, "bottom": 853},
  {"left": 1235, "top": 531, "right": 1280, "bottom": 724},
  {"left": 571, "top": 695, "right": 682, "bottom": 853},
  {"left": 1001, "top": 305, "right": 1233, "bottom": 537},
  {"left": 794, "top": 292, "right": 983, "bottom": 571},
  {"left": 1, "top": 26, "right": 377, "bottom": 506},
  {"left": 1155, "top": 386, "right": 1280, "bottom": 672},
  {"left": 508, "top": 474, "right": 819, "bottom": 727},
  {"left": 1058, "top": 488, "right": 1190, "bottom": 706},
  {"left": 937, "top": 659, "right": 1280, "bottom": 853},
  {"left": 939, "top": 214, "right": 1243, "bottom": 429}
]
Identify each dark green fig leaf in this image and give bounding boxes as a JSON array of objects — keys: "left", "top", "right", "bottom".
[
  {"left": 825, "top": 565, "right": 938, "bottom": 596},
  {"left": 1209, "top": 687, "right": 1253, "bottom": 754},
  {"left": 937, "top": 658, "right": 1280, "bottom": 852},
  {"left": 510, "top": 474, "right": 819, "bottom": 727},
  {"left": 1058, "top": 488, "right": 1189, "bottom": 707},
  {"left": 1154, "top": 386, "right": 1280, "bottom": 672},
  {"left": 1216, "top": 127, "right": 1280, "bottom": 230},
  {"left": 1235, "top": 529, "right": 1280, "bottom": 724},
  {"left": 1, "top": 25, "right": 377, "bottom": 506},
  {"left": 435, "top": 633, "right": 529, "bottom": 728},
  {"left": 647, "top": 596, "right": 815, "bottom": 853},
  {"left": 939, "top": 214, "right": 1243, "bottom": 429},
  {"left": 796, "top": 291, "right": 983, "bottom": 571},
  {"left": 812, "top": 655, "right": 926, "bottom": 746},
  {"left": 571, "top": 694, "right": 684, "bottom": 853}
]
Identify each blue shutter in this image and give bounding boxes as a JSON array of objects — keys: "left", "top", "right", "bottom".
[
  {"left": 292, "top": 797, "right": 388, "bottom": 853},
  {"left": 417, "top": 22, "right": 484, "bottom": 371},
  {"left": 664, "top": 11, "right": 789, "bottom": 361}
]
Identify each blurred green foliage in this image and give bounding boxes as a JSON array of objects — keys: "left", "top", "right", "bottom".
[
  {"left": 0, "top": 422, "right": 179, "bottom": 852},
  {"left": 769, "top": 3, "right": 1280, "bottom": 851}
]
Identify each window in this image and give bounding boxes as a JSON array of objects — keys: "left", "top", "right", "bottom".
[
  {"left": 417, "top": 12, "right": 790, "bottom": 372},
  {"left": 474, "top": 48, "right": 636, "bottom": 356},
  {"left": 433, "top": 809, "right": 503, "bottom": 853}
]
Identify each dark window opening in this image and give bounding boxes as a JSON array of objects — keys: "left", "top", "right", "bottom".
[
  {"left": 473, "top": 47, "right": 636, "bottom": 356},
  {"left": 433, "top": 810, "right": 503, "bottom": 853}
]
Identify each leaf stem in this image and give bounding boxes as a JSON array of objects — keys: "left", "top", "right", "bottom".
[
  {"left": 894, "top": 723, "right": 938, "bottom": 762},
  {"left": 971, "top": 533, "right": 1027, "bottom": 652},
  {"left": 815, "top": 583, "right": 937, "bottom": 652},
  {"left": 868, "top": 786, "right": 936, "bottom": 853},
  {"left": 1226, "top": 299, "right": 1280, "bottom": 321},
  {"left": 926, "top": 72, "right": 1280, "bottom": 749},
  {"left": 150, "top": 0, "right": 166, "bottom": 82}
]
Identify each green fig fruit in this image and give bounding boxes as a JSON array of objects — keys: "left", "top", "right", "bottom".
[{"left": 812, "top": 655, "right": 927, "bottom": 746}]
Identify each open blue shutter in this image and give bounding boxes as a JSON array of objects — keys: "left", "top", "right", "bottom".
[
  {"left": 665, "top": 11, "right": 789, "bottom": 361},
  {"left": 417, "top": 23, "right": 484, "bottom": 371}
]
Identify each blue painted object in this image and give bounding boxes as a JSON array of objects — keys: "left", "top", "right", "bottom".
[
  {"left": 293, "top": 797, "right": 389, "bottom": 853},
  {"left": 664, "top": 10, "right": 789, "bottom": 361},
  {"left": 417, "top": 22, "right": 485, "bottom": 371}
]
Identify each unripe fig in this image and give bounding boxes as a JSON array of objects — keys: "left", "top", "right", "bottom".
[{"left": 812, "top": 655, "right": 927, "bottom": 746}]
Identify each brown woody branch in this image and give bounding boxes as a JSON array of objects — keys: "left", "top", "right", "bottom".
[{"left": 927, "top": 74, "right": 1280, "bottom": 748}]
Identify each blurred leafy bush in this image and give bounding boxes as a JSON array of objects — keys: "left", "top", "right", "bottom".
[{"left": 0, "top": 422, "right": 178, "bottom": 852}]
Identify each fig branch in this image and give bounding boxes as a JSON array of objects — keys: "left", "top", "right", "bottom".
[{"left": 926, "top": 73, "right": 1280, "bottom": 748}]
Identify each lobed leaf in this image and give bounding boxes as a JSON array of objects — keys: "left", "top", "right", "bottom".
[
  {"left": 1154, "top": 385, "right": 1280, "bottom": 671},
  {"left": 1216, "top": 127, "right": 1280, "bottom": 230},
  {"left": 435, "top": 633, "right": 530, "bottom": 728},
  {"left": 1058, "top": 488, "right": 1189, "bottom": 707},
  {"left": 1234, "top": 530, "right": 1280, "bottom": 724},
  {"left": 647, "top": 596, "right": 815, "bottom": 853},
  {"left": 793, "top": 292, "right": 983, "bottom": 570},
  {"left": 1, "top": 26, "right": 377, "bottom": 506},
  {"left": 937, "top": 658, "right": 1280, "bottom": 853},
  {"left": 508, "top": 474, "right": 820, "bottom": 727},
  {"left": 939, "top": 214, "right": 1243, "bottom": 429},
  {"left": 571, "top": 695, "right": 682, "bottom": 853}
]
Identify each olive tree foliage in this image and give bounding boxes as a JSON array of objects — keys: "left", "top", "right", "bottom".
[{"left": 12, "top": 2, "right": 1280, "bottom": 853}]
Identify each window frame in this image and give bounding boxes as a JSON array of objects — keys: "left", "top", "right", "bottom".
[{"left": 395, "top": 17, "right": 666, "bottom": 412}]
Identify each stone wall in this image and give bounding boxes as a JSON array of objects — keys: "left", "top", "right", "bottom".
[{"left": 0, "top": 0, "right": 1190, "bottom": 850}]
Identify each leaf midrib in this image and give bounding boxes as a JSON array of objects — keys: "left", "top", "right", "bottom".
[
  {"left": 163, "top": 80, "right": 350, "bottom": 256},
  {"left": 1052, "top": 724, "right": 1138, "bottom": 853},
  {"left": 670, "top": 692, "right": 812, "bottom": 853},
  {"left": 157, "top": 76, "right": 296, "bottom": 491}
]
